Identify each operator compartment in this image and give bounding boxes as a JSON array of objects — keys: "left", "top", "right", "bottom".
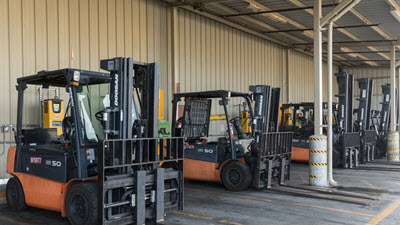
[
  {"left": 180, "top": 96, "right": 252, "bottom": 164},
  {"left": 12, "top": 68, "right": 111, "bottom": 183},
  {"left": 181, "top": 98, "right": 223, "bottom": 163},
  {"left": 172, "top": 87, "right": 293, "bottom": 190}
]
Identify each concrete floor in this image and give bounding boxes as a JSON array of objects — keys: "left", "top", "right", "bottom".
[{"left": 1, "top": 161, "right": 400, "bottom": 225}]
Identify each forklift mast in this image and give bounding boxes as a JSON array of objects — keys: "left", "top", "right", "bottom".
[
  {"left": 100, "top": 58, "right": 159, "bottom": 139},
  {"left": 355, "top": 78, "right": 373, "bottom": 132},
  {"left": 98, "top": 57, "right": 183, "bottom": 224},
  {"left": 100, "top": 58, "right": 135, "bottom": 139},
  {"left": 250, "top": 85, "right": 271, "bottom": 134},
  {"left": 335, "top": 72, "right": 354, "bottom": 133},
  {"left": 335, "top": 72, "right": 361, "bottom": 168},
  {"left": 379, "top": 84, "right": 391, "bottom": 135},
  {"left": 249, "top": 85, "right": 281, "bottom": 151},
  {"left": 355, "top": 78, "right": 376, "bottom": 163}
]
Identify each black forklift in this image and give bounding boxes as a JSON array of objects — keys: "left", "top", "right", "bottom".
[
  {"left": 375, "top": 84, "right": 392, "bottom": 158},
  {"left": 171, "top": 86, "right": 293, "bottom": 191},
  {"left": 6, "top": 57, "right": 184, "bottom": 225},
  {"left": 353, "top": 78, "right": 376, "bottom": 163},
  {"left": 331, "top": 72, "right": 361, "bottom": 168}
]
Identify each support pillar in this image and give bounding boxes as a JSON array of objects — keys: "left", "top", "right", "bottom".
[
  {"left": 309, "top": 135, "right": 329, "bottom": 187},
  {"left": 313, "top": 0, "right": 323, "bottom": 135},
  {"left": 387, "top": 132, "right": 400, "bottom": 161},
  {"left": 390, "top": 45, "right": 397, "bottom": 131}
]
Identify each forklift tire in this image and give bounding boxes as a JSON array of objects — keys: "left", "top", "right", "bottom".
[
  {"left": 66, "top": 182, "right": 97, "bottom": 225},
  {"left": 221, "top": 162, "right": 252, "bottom": 191},
  {"left": 6, "top": 177, "right": 27, "bottom": 211}
]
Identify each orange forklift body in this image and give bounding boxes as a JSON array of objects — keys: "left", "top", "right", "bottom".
[
  {"left": 7, "top": 147, "right": 92, "bottom": 217},
  {"left": 184, "top": 158, "right": 246, "bottom": 184},
  {"left": 291, "top": 147, "right": 309, "bottom": 162}
]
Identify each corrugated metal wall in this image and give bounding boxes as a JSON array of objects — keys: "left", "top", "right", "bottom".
[
  {"left": 0, "top": 0, "right": 171, "bottom": 178},
  {"left": 0, "top": 1, "right": 338, "bottom": 178},
  {"left": 175, "top": 9, "right": 339, "bottom": 102},
  {"left": 176, "top": 9, "right": 286, "bottom": 95},
  {"left": 345, "top": 67, "right": 393, "bottom": 111},
  {"left": 288, "top": 50, "right": 339, "bottom": 103}
]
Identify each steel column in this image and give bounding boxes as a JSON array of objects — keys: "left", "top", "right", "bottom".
[
  {"left": 314, "top": 0, "right": 323, "bottom": 135},
  {"left": 391, "top": 45, "right": 397, "bottom": 130},
  {"left": 327, "top": 22, "right": 338, "bottom": 186}
]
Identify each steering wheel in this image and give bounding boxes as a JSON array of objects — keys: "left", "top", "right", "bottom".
[
  {"left": 62, "top": 117, "right": 75, "bottom": 141},
  {"left": 95, "top": 111, "right": 104, "bottom": 121}
]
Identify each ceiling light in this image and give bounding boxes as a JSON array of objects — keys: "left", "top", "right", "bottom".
[
  {"left": 268, "top": 13, "right": 288, "bottom": 24},
  {"left": 246, "top": 3, "right": 287, "bottom": 24},
  {"left": 390, "top": 9, "right": 400, "bottom": 23},
  {"left": 339, "top": 48, "right": 357, "bottom": 58},
  {"left": 247, "top": 2, "right": 261, "bottom": 12},
  {"left": 302, "top": 30, "right": 314, "bottom": 39}
]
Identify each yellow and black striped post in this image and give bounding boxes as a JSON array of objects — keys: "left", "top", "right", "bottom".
[
  {"left": 387, "top": 131, "right": 399, "bottom": 162},
  {"left": 309, "top": 135, "right": 329, "bottom": 187}
]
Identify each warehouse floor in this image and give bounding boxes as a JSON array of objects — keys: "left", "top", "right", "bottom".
[{"left": 1, "top": 161, "right": 400, "bottom": 225}]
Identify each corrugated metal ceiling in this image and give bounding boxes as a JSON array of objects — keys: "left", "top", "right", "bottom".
[{"left": 180, "top": 0, "right": 400, "bottom": 67}]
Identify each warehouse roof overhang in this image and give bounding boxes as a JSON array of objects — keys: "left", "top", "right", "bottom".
[{"left": 163, "top": 0, "right": 400, "bottom": 67}]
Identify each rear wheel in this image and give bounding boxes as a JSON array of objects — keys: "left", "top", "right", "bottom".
[
  {"left": 65, "top": 182, "right": 97, "bottom": 225},
  {"left": 221, "top": 162, "right": 252, "bottom": 191},
  {"left": 6, "top": 177, "right": 27, "bottom": 211}
]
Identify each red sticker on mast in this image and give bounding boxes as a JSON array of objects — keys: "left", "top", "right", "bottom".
[{"left": 30, "top": 157, "right": 42, "bottom": 164}]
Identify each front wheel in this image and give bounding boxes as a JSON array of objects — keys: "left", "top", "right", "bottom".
[
  {"left": 221, "top": 162, "right": 252, "bottom": 191},
  {"left": 6, "top": 177, "right": 27, "bottom": 211},
  {"left": 65, "top": 183, "right": 97, "bottom": 225}
]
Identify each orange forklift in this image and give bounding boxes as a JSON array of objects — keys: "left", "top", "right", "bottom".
[
  {"left": 171, "top": 86, "right": 293, "bottom": 191},
  {"left": 6, "top": 58, "right": 184, "bottom": 224}
]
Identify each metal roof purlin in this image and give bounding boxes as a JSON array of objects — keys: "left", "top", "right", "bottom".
[
  {"left": 239, "top": 0, "right": 378, "bottom": 66},
  {"left": 208, "top": 2, "right": 354, "bottom": 66},
  {"left": 286, "top": 0, "right": 384, "bottom": 66}
]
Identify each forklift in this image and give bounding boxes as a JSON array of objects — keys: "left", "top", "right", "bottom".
[
  {"left": 375, "top": 84, "right": 392, "bottom": 158},
  {"left": 279, "top": 72, "right": 363, "bottom": 168},
  {"left": 280, "top": 102, "right": 331, "bottom": 162},
  {"left": 171, "top": 86, "right": 293, "bottom": 191},
  {"left": 353, "top": 78, "right": 376, "bottom": 163},
  {"left": 331, "top": 72, "right": 361, "bottom": 168},
  {"left": 6, "top": 57, "right": 184, "bottom": 225}
]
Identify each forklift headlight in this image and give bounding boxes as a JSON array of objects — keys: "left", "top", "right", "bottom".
[{"left": 73, "top": 71, "right": 81, "bottom": 82}]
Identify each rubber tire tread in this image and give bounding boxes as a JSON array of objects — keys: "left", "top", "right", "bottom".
[
  {"left": 6, "top": 177, "right": 27, "bottom": 211},
  {"left": 65, "top": 182, "right": 98, "bottom": 225},
  {"left": 221, "top": 162, "right": 252, "bottom": 191}
]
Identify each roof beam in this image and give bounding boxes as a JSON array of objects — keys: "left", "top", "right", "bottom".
[
  {"left": 320, "top": 0, "right": 353, "bottom": 27},
  {"left": 169, "top": 0, "right": 229, "bottom": 7},
  {"left": 209, "top": 3, "right": 306, "bottom": 44},
  {"left": 387, "top": 0, "right": 400, "bottom": 11},
  {"left": 294, "top": 40, "right": 400, "bottom": 48},
  {"left": 286, "top": 0, "right": 387, "bottom": 66},
  {"left": 223, "top": 4, "right": 337, "bottom": 17},
  {"left": 178, "top": 3, "right": 354, "bottom": 66},
  {"left": 324, "top": 51, "right": 391, "bottom": 54},
  {"left": 242, "top": 0, "right": 378, "bottom": 66},
  {"left": 263, "top": 24, "right": 380, "bottom": 34},
  {"left": 336, "top": 60, "right": 391, "bottom": 62}
]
